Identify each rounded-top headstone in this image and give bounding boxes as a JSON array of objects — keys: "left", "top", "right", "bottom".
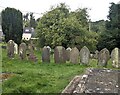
[
  {"left": 80, "top": 46, "right": 90, "bottom": 65},
  {"left": 111, "top": 47, "right": 120, "bottom": 68},
  {"left": 66, "top": 47, "right": 72, "bottom": 61},
  {"left": 54, "top": 46, "right": 66, "bottom": 63},
  {"left": 14, "top": 43, "right": 18, "bottom": 54},
  {"left": 19, "top": 42, "right": 27, "bottom": 60},
  {"left": 7, "top": 40, "right": 15, "bottom": 58},
  {"left": 42, "top": 46, "right": 50, "bottom": 63},
  {"left": 98, "top": 48, "right": 110, "bottom": 67},
  {"left": 70, "top": 47, "right": 79, "bottom": 64},
  {"left": 94, "top": 50, "right": 99, "bottom": 59}
]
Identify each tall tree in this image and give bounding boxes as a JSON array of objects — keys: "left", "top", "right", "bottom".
[
  {"left": 1, "top": 7, "right": 23, "bottom": 45},
  {"left": 36, "top": 3, "right": 98, "bottom": 52},
  {"left": 97, "top": 2, "right": 120, "bottom": 51}
]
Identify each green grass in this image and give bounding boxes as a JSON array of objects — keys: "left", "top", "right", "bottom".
[{"left": 1, "top": 44, "right": 119, "bottom": 93}]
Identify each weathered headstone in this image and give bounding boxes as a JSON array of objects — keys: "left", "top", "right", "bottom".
[
  {"left": 80, "top": 46, "right": 90, "bottom": 65},
  {"left": 14, "top": 43, "right": 18, "bottom": 54},
  {"left": 70, "top": 47, "right": 79, "bottom": 64},
  {"left": 42, "top": 47, "right": 50, "bottom": 63},
  {"left": 28, "top": 41, "right": 34, "bottom": 53},
  {"left": 7, "top": 40, "right": 15, "bottom": 58},
  {"left": 98, "top": 48, "right": 110, "bottom": 67},
  {"left": 46, "top": 46, "right": 51, "bottom": 52},
  {"left": 19, "top": 42, "right": 27, "bottom": 60},
  {"left": 54, "top": 46, "right": 66, "bottom": 63},
  {"left": 66, "top": 47, "right": 72, "bottom": 61},
  {"left": 90, "top": 54, "right": 94, "bottom": 59},
  {"left": 111, "top": 48, "right": 120, "bottom": 68},
  {"left": 27, "top": 53, "right": 38, "bottom": 62},
  {"left": 94, "top": 50, "right": 99, "bottom": 59}
]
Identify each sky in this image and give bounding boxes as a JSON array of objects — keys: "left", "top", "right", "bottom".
[{"left": 0, "top": 0, "right": 119, "bottom": 21}]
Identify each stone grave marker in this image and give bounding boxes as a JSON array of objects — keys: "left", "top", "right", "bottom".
[
  {"left": 98, "top": 48, "right": 110, "bottom": 67},
  {"left": 111, "top": 48, "right": 120, "bottom": 68},
  {"left": 80, "top": 46, "right": 90, "bottom": 65},
  {"left": 54, "top": 46, "right": 66, "bottom": 63},
  {"left": 70, "top": 47, "right": 79, "bottom": 64},
  {"left": 14, "top": 43, "right": 18, "bottom": 54},
  {"left": 42, "top": 46, "right": 50, "bottom": 63},
  {"left": 7, "top": 40, "right": 15, "bottom": 58},
  {"left": 27, "top": 53, "right": 38, "bottom": 62},
  {"left": 66, "top": 47, "right": 72, "bottom": 61},
  {"left": 19, "top": 42, "right": 27, "bottom": 60},
  {"left": 94, "top": 50, "right": 99, "bottom": 59}
]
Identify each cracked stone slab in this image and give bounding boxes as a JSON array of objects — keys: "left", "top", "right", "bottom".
[{"left": 62, "top": 68, "right": 120, "bottom": 94}]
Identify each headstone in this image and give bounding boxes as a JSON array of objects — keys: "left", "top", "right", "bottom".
[
  {"left": 42, "top": 47, "right": 50, "bottom": 63},
  {"left": 98, "top": 48, "right": 110, "bottom": 67},
  {"left": 46, "top": 46, "right": 51, "bottom": 52},
  {"left": 80, "top": 46, "right": 90, "bottom": 65},
  {"left": 90, "top": 54, "right": 94, "bottom": 59},
  {"left": 66, "top": 47, "right": 72, "bottom": 61},
  {"left": 19, "top": 42, "right": 27, "bottom": 60},
  {"left": 28, "top": 41, "right": 34, "bottom": 53},
  {"left": 54, "top": 46, "right": 66, "bottom": 63},
  {"left": 14, "top": 43, "right": 18, "bottom": 54},
  {"left": 111, "top": 48, "right": 120, "bottom": 68},
  {"left": 7, "top": 40, "right": 15, "bottom": 58},
  {"left": 94, "top": 50, "right": 99, "bottom": 59},
  {"left": 70, "top": 47, "right": 79, "bottom": 64},
  {"left": 27, "top": 53, "right": 38, "bottom": 62},
  {"left": 66, "top": 47, "right": 72, "bottom": 51}
]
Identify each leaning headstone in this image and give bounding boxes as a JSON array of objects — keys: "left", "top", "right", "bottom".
[
  {"left": 7, "top": 40, "right": 15, "bottom": 58},
  {"left": 70, "top": 47, "right": 79, "bottom": 64},
  {"left": 19, "top": 42, "right": 27, "bottom": 60},
  {"left": 111, "top": 48, "right": 120, "bottom": 68},
  {"left": 54, "top": 46, "right": 66, "bottom": 63},
  {"left": 98, "top": 48, "right": 110, "bottom": 67},
  {"left": 66, "top": 47, "right": 72, "bottom": 61},
  {"left": 80, "top": 46, "right": 90, "bottom": 65},
  {"left": 14, "top": 43, "right": 18, "bottom": 54},
  {"left": 42, "top": 47, "right": 50, "bottom": 63}
]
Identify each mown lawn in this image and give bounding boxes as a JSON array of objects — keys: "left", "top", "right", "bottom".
[{"left": 1, "top": 44, "right": 117, "bottom": 93}]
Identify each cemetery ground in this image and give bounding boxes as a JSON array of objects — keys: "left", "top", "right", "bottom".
[{"left": 1, "top": 43, "right": 119, "bottom": 93}]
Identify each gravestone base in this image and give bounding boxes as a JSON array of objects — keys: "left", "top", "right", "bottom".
[{"left": 62, "top": 68, "right": 120, "bottom": 94}]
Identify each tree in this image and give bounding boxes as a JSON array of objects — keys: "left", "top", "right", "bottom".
[
  {"left": 23, "top": 13, "right": 36, "bottom": 28},
  {"left": 97, "top": 2, "right": 120, "bottom": 51},
  {"left": 36, "top": 3, "right": 98, "bottom": 52},
  {"left": 1, "top": 7, "right": 23, "bottom": 45}
]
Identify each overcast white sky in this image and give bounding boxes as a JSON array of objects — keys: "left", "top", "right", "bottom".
[{"left": 0, "top": 0, "right": 119, "bottom": 21}]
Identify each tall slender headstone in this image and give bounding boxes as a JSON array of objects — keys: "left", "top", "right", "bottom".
[
  {"left": 94, "top": 50, "right": 99, "bottom": 59},
  {"left": 19, "top": 42, "right": 27, "bottom": 60},
  {"left": 14, "top": 43, "right": 18, "bottom": 54},
  {"left": 54, "top": 46, "right": 66, "bottom": 63},
  {"left": 111, "top": 48, "right": 120, "bottom": 68},
  {"left": 70, "top": 47, "right": 79, "bottom": 64},
  {"left": 7, "top": 40, "right": 15, "bottom": 58},
  {"left": 42, "top": 46, "right": 50, "bottom": 63},
  {"left": 66, "top": 47, "right": 72, "bottom": 61},
  {"left": 98, "top": 48, "right": 110, "bottom": 67},
  {"left": 80, "top": 46, "right": 90, "bottom": 65}
]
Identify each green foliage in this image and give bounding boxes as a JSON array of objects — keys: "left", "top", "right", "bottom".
[
  {"left": 23, "top": 13, "right": 37, "bottom": 28},
  {"left": 97, "top": 3, "right": 120, "bottom": 51},
  {"left": 1, "top": 7, "right": 23, "bottom": 45},
  {"left": 91, "top": 20, "right": 106, "bottom": 33},
  {"left": 36, "top": 3, "right": 98, "bottom": 51}
]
